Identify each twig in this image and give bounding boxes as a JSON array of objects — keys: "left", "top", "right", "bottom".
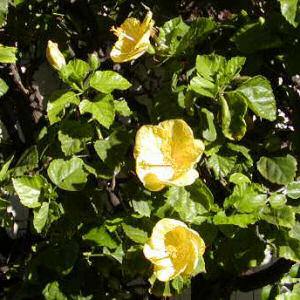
[{"left": 9, "top": 64, "right": 29, "bottom": 95}]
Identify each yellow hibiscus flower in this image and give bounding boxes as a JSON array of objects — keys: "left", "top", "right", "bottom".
[
  {"left": 110, "top": 11, "right": 154, "bottom": 63},
  {"left": 134, "top": 119, "right": 204, "bottom": 191},
  {"left": 144, "top": 218, "right": 205, "bottom": 282},
  {"left": 46, "top": 40, "right": 66, "bottom": 71}
]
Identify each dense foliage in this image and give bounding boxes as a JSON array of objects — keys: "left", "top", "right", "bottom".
[{"left": 0, "top": 0, "right": 300, "bottom": 299}]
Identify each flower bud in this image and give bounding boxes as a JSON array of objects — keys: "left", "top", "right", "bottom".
[
  {"left": 88, "top": 52, "right": 100, "bottom": 71},
  {"left": 46, "top": 40, "right": 66, "bottom": 70}
]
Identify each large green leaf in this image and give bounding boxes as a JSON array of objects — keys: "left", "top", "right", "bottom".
[
  {"left": 12, "top": 175, "right": 47, "bottom": 208},
  {"left": 83, "top": 226, "right": 117, "bottom": 249},
  {"left": 79, "top": 94, "right": 115, "bottom": 129},
  {"left": 33, "top": 202, "right": 49, "bottom": 233},
  {"left": 89, "top": 71, "right": 131, "bottom": 94},
  {"left": 260, "top": 206, "right": 295, "bottom": 228},
  {"left": 0, "top": 45, "right": 17, "bottom": 63},
  {"left": 114, "top": 99, "right": 132, "bottom": 117},
  {"left": 47, "top": 157, "right": 88, "bottom": 191},
  {"left": 47, "top": 90, "right": 79, "bottom": 124},
  {"left": 122, "top": 223, "right": 148, "bottom": 244},
  {"left": 257, "top": 155, "right": 297, "bottom": 185},
  {"left": 213, "top": 211, "right": 257, "bottom": 228},
  {"left": 221, "top": 92, "right": 247, "bottom": 141},
  {"left": 156, "top": 16, "right": 190, "bottom": 55},
  {"left": 60, "top": 59, "right": 90, "bottom": 84},
  {"left": 279, "top": 0, "right": 300, "bottom": 27},
  {"left": 58, "top": 120, "right": 94, "bottom": 156},
  {"left": 237, "top": 76, "right": 276, "bottom": 121},
  {"left": 0, "top": 77, "right": 8, "bottom": 97}
]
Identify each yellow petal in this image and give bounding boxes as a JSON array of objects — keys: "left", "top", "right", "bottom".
[
  {"left": 110, "top": 12, "right": 154, "bottom": 63},
  {"left": 167, "top": 169, "right": 199, "bottom": 186},
  {"left": 155, "top": 265, "right": 175, "bottom": 282},
  {"left": 143, "top": 173, "right": 166, "bottom": 192}
]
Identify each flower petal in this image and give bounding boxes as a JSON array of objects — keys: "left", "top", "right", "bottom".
[
  {"left": 155, "top": 265, "right": 175, "bottom": 282},
  {"left": 168, "top": 169, "right": 199, "bottom": 186}
]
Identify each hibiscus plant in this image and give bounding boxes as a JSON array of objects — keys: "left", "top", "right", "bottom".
[{"left": 0, "top": 0, "right": 300, "bottom": 299}]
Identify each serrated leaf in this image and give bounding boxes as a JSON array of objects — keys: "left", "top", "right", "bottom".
[
  {"left": 12, "top": 175, "right": 47, "bottom": 208},
  {"left": 196, "top": 54, "right": 226, "bottom": 80},
  {"left": 0, "top": 77, "right": 8, "bottom": 97},
  {"left": 122, "top": 223, "right": 148, "bottom": 243},
  {"left": 89, "top": 71, "right": 131, "bottom": 94},
  {"left": 83, "top": 226, "right": 117, "bottom": 249},
  {"left": 289, "top": 223, "right": 300, "bottom": 241},
  {"left": 189, "top": 76, "right": 217, "bottom": 98},
  {"left": 269, "top": 193, "right": 287, "bottom": 208},
  {"left": 65, "top": 59, "right": 90, "bottom": 83},
  {"left": 0, "top": 45, "right": 17, "bottom": 63},
  {"left": 132, "top": 199, "right": 152, "bottom": 217},
  {"left": 229, "top": 173, "right": 251, "bottom": 185},
  {"left": 114, "top": 99, "right": 132, "bottom": 117},
  {"left": 237, "top": 76, "right": 276, "bottom": 121},
  {"left": 213, "top": 211, "right": 257, "bottom": 228},
  {"left": 58, "top": 120, "right": 93, "bottom": 156},
  {"left": 79, "top": 94, "right": 115, "bottom": 129},
  {"left": 47, "top": 157, "right": 88, "bottom": 191},
  {"left": 33, "top": 202, "right": 49, "bottom": 233},
  {"left": 47, "top": 90, "right": 79, "bottom": 125},
  {"left": 287, "top": 182, "right": 300, "bottom": 199},
  {"left": 257, "top": 155, "right": 297, "bottom": 185},
  {"left": 207, "top": 152, "right": 237, "bottom": 179},
  {"left": 221, "top": 92, "right": 247, "bottom": 141},
  {"left": 260, "top": 206, "right": 295, "bottom": 228},
  {"left": 225, "top": 56, "right": 246, "bottom": 79},
  {"left": 156, "top": 16, "right": 190, "bottom": 55}
]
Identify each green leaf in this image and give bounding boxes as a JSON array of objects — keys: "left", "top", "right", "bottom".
[
  {"left": 79, "top": 94, "right": 115, "bottom": 129},
  {"left": 122, "top": 223, "right": 148, "bottom": 243},
  {"left": 200, "top": 108, "right": 217, "bottom": 142},
  {"left": 114, "top": 99, "right": 132, "bottom": 117},
  {"left": 289, "top": 223, "right": 300, "bottom": 240},
  {"left": 0, "top": 77, "right": 8, "bottom": 97},
  {"left": 213, "top": 211, "right": 257, "bottom": 228},
  {"left": 0, "top": 0, "right": 8, "bottom": 26},
  {"left": 225, "top": 56, "right": 246, "bottom": 79},
  {"left": 260, "top": 206, "right": 295, "bottom": 228},
  {"left": 237, "top": 76, "right": 276, "bottom": 121},
  {"left": 12, "top": 175, "right": 47, "bottom": 208},
  {"left": 229, "top": 173, "right": 251, "bottom": 185},
  {"left": 196, "top": 54, "right": 226, "bottom": 80},
  {"left": 94, "top": 128, "right": 131, "bottom": 170},
  {"left": 0, "top": 154, "right": 14, "bottom": 182},
  {"left": 231, "top": 18, "right": 283, "bottom": 54},
  {"left": 269, "top": 193, "right": 287, "bottom": 208},
  {"left": 287, "top": 181, "right": 300, "bottom": 199},
  {"left": 189, "top": 76, "right": 217, "bottom": 98},
  {"left": 67, "top": 59, "right": 90, "bottom": 83},
  {"left": 221, "top": 92, "right": 247, "bottom": 141},
  {"left": 43, "top": 281, "right": 67, "bottom": 300},
  {"left": 47, "top": 157, "right": 88, "bottom": 191},
  {"left": 33, "top": 202, "right": 49, "bottom": 233},
  {"left": 164, "top": 184, "right": 212, "bottom": 224},
  {"left": 257, "top": 155, "right": 297, "bottom": 185},
  {"left": 156, "top": 16, "right": 190, "bottom": 55},
  {"left": 83, "top": 226, "right": 117, "bottom": 249},
  {"left": 132, "top": 199, "right": 152, "bottom": 218},
  {"left": 58, "top": 120, "right": 94, "bottom": 156},
  {"left": 176, "top": 18, "right": 216, "bottom": 54},
  {"left": 279, "top": 0, "right": 300, "bottom": 27},
  {"left": 0, "top": 45, "right": 17, "bottom": 63},
  {"left": 13, "top": 145, "right": 38, "bottom": 176},
  {"left": 225, "top": 183, "right": 267, "bottom": 213},
  {"left": 89, "top": 71, "right": 131, "bottom": 94},
  {"left": 47, "top": 90, "right": 79, "bottom": 125},
  {"left": 207, "top": 152, "right": 237, "bottom": 179}
]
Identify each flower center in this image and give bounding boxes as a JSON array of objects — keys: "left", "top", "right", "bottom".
[
  {"left": 166, "top": 245, "right": 178, "bottom": 259},
  {"left": 110, "top": 26, "right": 136, "bottom": 41}
]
